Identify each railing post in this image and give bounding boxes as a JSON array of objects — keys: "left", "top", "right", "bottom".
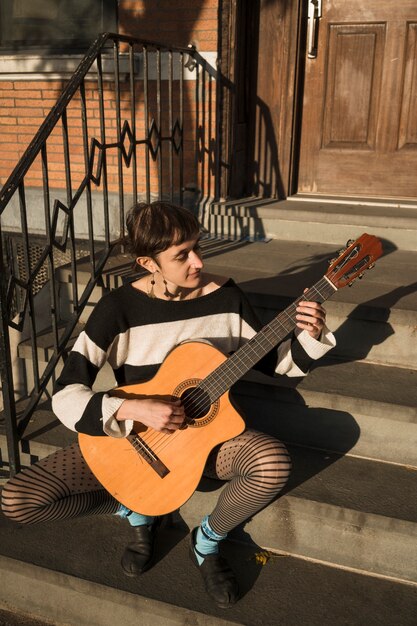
[{"left": 0, "top": 231, "right": 20, "bottom": 476}]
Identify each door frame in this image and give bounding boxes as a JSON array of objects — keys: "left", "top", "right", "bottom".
[{"left": 219, "top": 0, "right": 307, "bottom": 199}]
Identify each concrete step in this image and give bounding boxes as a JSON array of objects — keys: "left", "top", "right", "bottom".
[
  {"left": 234, "top": 357, "right": 417, "bottom": 467},
  {"left": 14, "top": 327, "right": 417, "bottom": 465},
  {"left": 1, "top": 525, "right": 417, "bottom": 626},
  {"left": 49, "top": 238, "right": 417, "bottom": 368},
  {"left": 200, "top": 239, "right": 417, "bottom": 369},
  {"left": 204, "top": 197, "right": 417, "bottom": 252},
  {"left": 1, "top": 405, "right": 416, "bottom": 584},
  {"left": 184, "top": 450, "right": 417, "bottom": 585}
]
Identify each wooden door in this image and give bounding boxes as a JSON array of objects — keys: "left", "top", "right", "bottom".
[{"left": 298, "top": 0, "right": 417, "bottom": 199}]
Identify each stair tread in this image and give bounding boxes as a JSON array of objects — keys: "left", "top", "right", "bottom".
[
  {"left": 285, "top": 445, "right": 417, "bottom": 524},
  {"left": 243, "top": 357, "right": 417, "bottom": 415},
  {"left": 214, "top": 197, "right": 417, "bottom": 227},
  {"left": 56, "top": 240, "right": 417, "bottom": 318},
  {"left": 202, "top": 241, "right": 417, "bottom": 320}
]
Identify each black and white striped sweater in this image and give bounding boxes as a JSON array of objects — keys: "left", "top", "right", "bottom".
[{"left": 52, "top": 278, "right": 335, "bottom": 438}]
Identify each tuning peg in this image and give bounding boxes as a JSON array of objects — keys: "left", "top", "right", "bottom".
[
  {"left": 348, "top": 281, "right": 354, "bottom": 287},
  {"left": 368, "top": 263, "right": 375, "bottom": 270},
  {"left": 346, "top": 239, "right": 355, "bottom": 246},
  {"left": 328, "top": 257, "right": 338, "bottom": 265},
  {"left": 358, "top": 273, "right": 364, "bottom": 279}
]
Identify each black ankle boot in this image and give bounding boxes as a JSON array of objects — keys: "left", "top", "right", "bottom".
[
  {"left": 121, "top": 523, "right": 156, "bottom": 576},
  {"left": 189, "top": 528, "right": 239, "bottom": 609}
]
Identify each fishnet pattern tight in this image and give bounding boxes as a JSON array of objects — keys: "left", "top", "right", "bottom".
[{"left": 1, "top": 429, "right": 291, "bottom": 532}]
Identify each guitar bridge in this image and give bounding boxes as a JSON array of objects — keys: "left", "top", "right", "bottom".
[{"left": 128, "top": 434, "right": 170, "bottom": 478}]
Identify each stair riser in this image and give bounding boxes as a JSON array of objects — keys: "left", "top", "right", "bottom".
[
  {"left": 253, "top": 303, "right": 417, "bottom": 369},
  {"left": 325, "top": 315, "right": 415, "bottom": 369},
  {"left": 234, "top": 389, "right": 417, "bottom": 467},
  {"left": 181, "top": 488, "right": 417, "bottom": 585},
  {"left": 0, "top": 435, "right": 59, "bottom": 472},
  {"left": 4, "top": 373, "right": 415, "bottom": 476},
  {"left": 203, "top": 213, "right": 417, "bottom": 252},
  {"left": 58, "top": 282, "right": 108, "bottom": 323}
]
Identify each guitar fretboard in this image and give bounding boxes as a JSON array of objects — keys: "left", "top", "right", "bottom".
[{"left": 199, "top": 277, "right": 336, "bottom": 402}]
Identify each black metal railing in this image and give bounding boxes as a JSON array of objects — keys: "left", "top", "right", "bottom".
[{"left": 0, "top": 32, "right": 224, "bottom": 476}]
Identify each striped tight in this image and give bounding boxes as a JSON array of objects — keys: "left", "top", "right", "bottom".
[
  {"left": 1, "top": 443, "right": 119, "bottom": 524},
  {"left": 204, "top": 429, "right": 292, "bottom": 535},
  {"left": 1, "top": 429, "right": 291, "bottom": 531}
]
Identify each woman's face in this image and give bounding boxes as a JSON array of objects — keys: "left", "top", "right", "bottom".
[{"left": 153, "top": 235, "right": 204, "bottom": 292}]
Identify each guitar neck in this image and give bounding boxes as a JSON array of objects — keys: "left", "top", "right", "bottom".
[{"left": 200, "top": 276, "right": 337, "bottom": 402}]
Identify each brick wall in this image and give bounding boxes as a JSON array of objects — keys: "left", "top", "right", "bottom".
[
  {"left": 0, "top": 1, "right": 219, "bottom": 222},
  {"left": 118, "top": 0, "right": 219, "bottom": 51}
]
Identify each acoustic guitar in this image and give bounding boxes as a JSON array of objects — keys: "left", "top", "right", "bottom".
[{"left": 79, "top": 233, "right": 383, "bottom": 515}]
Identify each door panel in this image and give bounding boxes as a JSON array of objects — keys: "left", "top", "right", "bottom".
[{"left": 298, "top": 1, "right": 417, "bottom": 198}]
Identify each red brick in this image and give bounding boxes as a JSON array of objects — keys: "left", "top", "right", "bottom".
[
  {"left": 13, "top": 90, "right": 42, "bottom": 100},
  {"left": 0, "top": 99, "right": 15, "bottom": 107},
  {"left": 0, "top": 142, "right": 21, "bottom": 152},
  {"left": 14, "top": 80, "right": 65, "bottom": 90},
  {"left": 41, "top": 89, "right": 66, "bottom": 99},
  {"left": 0, "top": 82, "right": 15, "bottom": 90},
  {"left": 40, "top": 101, "right": 60, "bottom": 110},
  {"left": 17, "top": 118, "right": 46, "bottom": 128},
  {"left": 0, "top": 128, "right": 17, "bottom": 145},
  {"left": 0, "top": 117, "right": 17, "bottom": 125},
  {"left": 0, "top": 89, "right": 18, "bottom": 98},
  {"left": 18, "top": 133, "right": 40, "bottom": 144},
  {"left": 10, "top": 107, "right": 46, "bottom": 118}
]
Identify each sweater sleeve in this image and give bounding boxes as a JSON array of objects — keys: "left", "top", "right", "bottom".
[{"left": 52, "top": 295, "right": 133, "bottom": 438}]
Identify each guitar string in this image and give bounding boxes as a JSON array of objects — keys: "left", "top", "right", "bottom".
[{"left": 130, "top": 279, "right": 334, "bottom": 460}]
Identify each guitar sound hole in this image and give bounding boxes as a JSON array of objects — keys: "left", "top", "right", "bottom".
[{"left": 181, "top": 387, "right": 211, "bottom": 420}]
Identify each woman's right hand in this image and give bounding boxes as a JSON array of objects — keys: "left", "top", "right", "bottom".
[{"left": 115, "top": 398, "right": 185, "bottom": 434}]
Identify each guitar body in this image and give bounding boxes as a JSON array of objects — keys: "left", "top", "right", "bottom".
[{"left": 78, "top": 341, "right": 246, "bottom": 516}]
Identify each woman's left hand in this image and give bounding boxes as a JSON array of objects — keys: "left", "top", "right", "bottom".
[{"left": 296, "top": 294, "right": 327, "bottom": 340}]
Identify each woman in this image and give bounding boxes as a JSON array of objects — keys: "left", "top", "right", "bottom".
[{"left": 1, "top": 201, "right": 335, "bottom": 609}]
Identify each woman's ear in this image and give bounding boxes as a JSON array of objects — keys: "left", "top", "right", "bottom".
[{"left": 136, "top": 256, "right": 158, "bottom": 273}]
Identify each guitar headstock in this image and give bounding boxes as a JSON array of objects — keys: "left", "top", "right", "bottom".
[{"left": 326, "top": 234, "right": 383, "bottom": 289}]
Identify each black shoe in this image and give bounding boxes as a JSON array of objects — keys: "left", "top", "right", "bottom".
[
  {"left": 121, "top": 522, "right": 157, "bottom": 576},
  {"left": 189, "top": 528, "right": 239, "bottom": 609}
]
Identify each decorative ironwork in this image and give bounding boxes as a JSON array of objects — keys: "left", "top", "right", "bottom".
[{"left": 0, "top": 32, "right": 223, "bottom": 476}]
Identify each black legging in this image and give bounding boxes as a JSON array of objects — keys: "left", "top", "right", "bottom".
[{"left": 1, "top": 429, "right": 291, "bottom": 535}]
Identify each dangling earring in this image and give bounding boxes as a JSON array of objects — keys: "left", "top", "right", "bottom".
[
  {"left": 148, "top": 274, "right": 156, "bottom": 299},
  {"left": 163, "top": 278, "right": 170, "bottom": 299}
]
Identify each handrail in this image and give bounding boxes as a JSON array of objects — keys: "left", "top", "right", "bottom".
[{"left": 0, "top": 31, "right": 222, "bottom": 476}]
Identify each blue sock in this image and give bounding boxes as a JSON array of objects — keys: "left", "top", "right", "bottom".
[
  {"left": 194, "top": 515, "right": 227, "bottom": 565},
  {"left": 116, "top": 504, "right": 155, "bottom": 527}
]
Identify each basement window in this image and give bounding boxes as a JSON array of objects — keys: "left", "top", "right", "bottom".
[{"left": 0, "top": 0, "right": 117, "bottom": 53}]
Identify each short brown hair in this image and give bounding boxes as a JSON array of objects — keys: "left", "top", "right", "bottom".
[{"left": 126, "top": 201, "right": 200, "bottom": 258}]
